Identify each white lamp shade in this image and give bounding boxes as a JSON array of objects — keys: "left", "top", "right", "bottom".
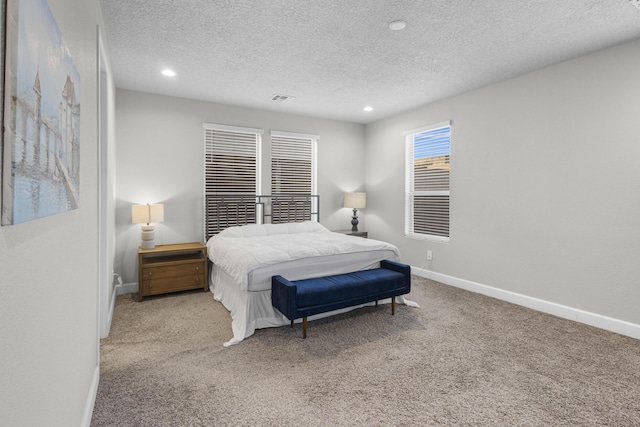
[
  {"left": 344, "top": 192, "right": 366, "bottom": 209},
  {"left": 148, "top": 204, "right": 164, "bottom": 222},
  {"left": 132, "top": 203, "right": 165, "bottom": 224}
]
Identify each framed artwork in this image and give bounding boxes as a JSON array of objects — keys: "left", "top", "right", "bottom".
[{"left": 1, "top": 0, "right": 81, "bottom": 225}]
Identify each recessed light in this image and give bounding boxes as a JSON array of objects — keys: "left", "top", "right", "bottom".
[
  {"left": 161, "top": 69, "right": 176, "bottom": 77},
  {"left": 389, "top": 20, "right": 406, "bottom": 31},
  {"left": 363, "top": 106, "right": 374, "bottom": 112}
]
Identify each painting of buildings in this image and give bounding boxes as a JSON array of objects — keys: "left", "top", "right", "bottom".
[{"left": 1, "top": 0, "right": 81, "bottom": 225}]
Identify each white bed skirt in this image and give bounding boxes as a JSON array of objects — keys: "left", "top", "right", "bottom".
[{"left": 210, "top": 265, "right": 419, "bottom": 347}]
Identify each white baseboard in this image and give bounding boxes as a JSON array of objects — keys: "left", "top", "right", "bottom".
[
  {"left": 412, "top": 266, "right": 640, "bottom": 341},
  {"left": 81, "top": 364, "right": 100, "bottom": 427},
  {"left": 116, "top": 282, "right": 138, "bottom": 295},
  {"left": 100, "top": 283, "right": 135, "bottom": 339},
  {"left": 100, "top": 285, "right": 118, "bottom": 339}
]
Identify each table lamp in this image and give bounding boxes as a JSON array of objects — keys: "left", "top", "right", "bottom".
[
  {"left": 132, "top": 203, "right": 164, "bottom": 249},
  {"left": 344, "top": 192, "right": 366, "bottom": 232}
]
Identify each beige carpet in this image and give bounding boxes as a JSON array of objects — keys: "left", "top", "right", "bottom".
[{"left": 91, "top": 276, "right": 640, "bottom": 426}]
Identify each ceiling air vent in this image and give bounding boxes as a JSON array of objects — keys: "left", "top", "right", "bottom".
[
  {"left": 630, "top": 0, "right": 640, "bottom": 10},
  {"left": 271, "top": 94, "right": 296, "bottom": 103}
]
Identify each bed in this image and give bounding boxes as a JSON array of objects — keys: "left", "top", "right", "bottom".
[{"left": 206, "top": 220, "right": 419, "bottom": 346}]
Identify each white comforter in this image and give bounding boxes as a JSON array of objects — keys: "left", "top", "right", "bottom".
[{"left": 207, "top": 222, "right": 400, "bottom": 291}]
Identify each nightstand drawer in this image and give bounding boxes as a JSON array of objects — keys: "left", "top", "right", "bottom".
[
  {"left": 142, "top": 274, "right": 205, "bottom": 295},
  {"left": 142, "top": 262, "right": 204, "bottom": 280}
]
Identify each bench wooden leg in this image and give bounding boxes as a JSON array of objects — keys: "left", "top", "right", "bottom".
[
  {"left": 375, "top": 300, "right": 378, "bottom": 307},
  {"left": 291, "top": 320, "right": 294, "bottom": 328},
  {"left": 391, "top": 297, "right": 395, "bottom": 315},
  {"left": 303, "top": 317, "right": 307, "bottom": 339}
]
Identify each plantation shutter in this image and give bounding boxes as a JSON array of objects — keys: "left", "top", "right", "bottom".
[
  {"left": 270, "top": 130, "right": 318, "bottom": 223},
  {"left": 404, "top": 121, "right": 451, "bottom": 242},
  {"left": 203, "top": 123, "right": 262, "bottom": 238}
]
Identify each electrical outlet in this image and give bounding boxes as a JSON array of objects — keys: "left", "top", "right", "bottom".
[
  {"left": 113, "top": 272, "right": 123, "bottom": 285},
  {"left": 630, "top": 0, "right": 640, "bottom": 10},
  {"left": 427, "top": 250, "right": 433, "bottom": 261}
]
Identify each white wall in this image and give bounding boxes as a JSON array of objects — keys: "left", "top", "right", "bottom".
[
  {"left": 365, "top": 38, "right": 640, "bottom": 326},
  {"left": 115, "top": 89, "right": 366, "bottom": 284},
  {"left": 0, "top": 0, "right": 110, "bottom": 425},
  {"left": 97, "top": 31, "right": 117, "bottom": 339}
]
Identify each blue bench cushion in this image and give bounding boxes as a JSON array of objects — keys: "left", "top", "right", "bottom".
[{"left": 296, "top": 268, "right": 406, "bottom": 309}]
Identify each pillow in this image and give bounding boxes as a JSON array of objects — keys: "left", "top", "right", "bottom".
[
  {"left": 218, "top": 224, "right": 268, "bottom": 238},
  {"left": 288, "top": 221, "right": 329, "bottom": 234}
]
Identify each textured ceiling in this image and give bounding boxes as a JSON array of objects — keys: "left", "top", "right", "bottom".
[{"left": 100, "top": 0, "right": 640, "bottom": 124}]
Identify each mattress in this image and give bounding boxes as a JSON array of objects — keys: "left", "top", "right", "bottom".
[{"left": 245, "top": 250, "right": 398, "bottom": 291}]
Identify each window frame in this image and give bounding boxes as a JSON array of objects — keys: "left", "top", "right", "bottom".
[
  {"left": 269, "top": 130, "right": 318, "bottom": 224},
  {"left": 203, "top": 122, "right": 263, "bottom": 238},
  {"left": 270, "top": 130, "right": 318, "bottom": 196},
  {"left": 404, "top": 120, "right": 451, "bottom": 243},
  {"left": 203, "top": 122, "right": 263, "bottom": 195}
]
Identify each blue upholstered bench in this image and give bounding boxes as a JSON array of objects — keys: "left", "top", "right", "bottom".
[{"left": 271, "top": 260, "right": 411, "bottom": 338}]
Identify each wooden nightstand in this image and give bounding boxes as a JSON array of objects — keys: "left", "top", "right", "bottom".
[
  {"left": 333, "top": 229, "right": 368, "bottom": 238},
  {"left": 137, "top": 242, "right": 208, "bottom": 301}
]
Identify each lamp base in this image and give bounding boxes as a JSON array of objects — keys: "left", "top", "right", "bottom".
[
  {"left": 141, "top": 225, "right": 156, "bottom": 249},
  {"left": 351, "top": 208, "right": 359, "bottom": 232}
]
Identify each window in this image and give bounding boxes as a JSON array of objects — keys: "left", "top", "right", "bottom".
[
  {"left": 404, "top": 121, "right": 451, "bottom": 242},
  {"left": 270, "top": 131, "right": 317, "bottom": 194},
  {"left": 270, "top": 130, "right": 318, "bottom": 223},
  {"left": 204, "top": 123, "right": 262, "bottom": 237}
]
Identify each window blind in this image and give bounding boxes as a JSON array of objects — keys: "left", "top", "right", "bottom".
[
  {"left": 405, "top": 121, "right": 451, "bottom": 242},
  {"left": 270, "top": 131, "right": 318, "bottom": 223},
  {"left": 270, "top": 131, "right": 317, "bottom": 194},
  {"left": 204, "top": 123, "right": 262, "bottom": 237}
]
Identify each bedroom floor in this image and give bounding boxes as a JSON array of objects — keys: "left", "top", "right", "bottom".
[{"left": 91, "top": 277, "right": 640, "bottom": 426}]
